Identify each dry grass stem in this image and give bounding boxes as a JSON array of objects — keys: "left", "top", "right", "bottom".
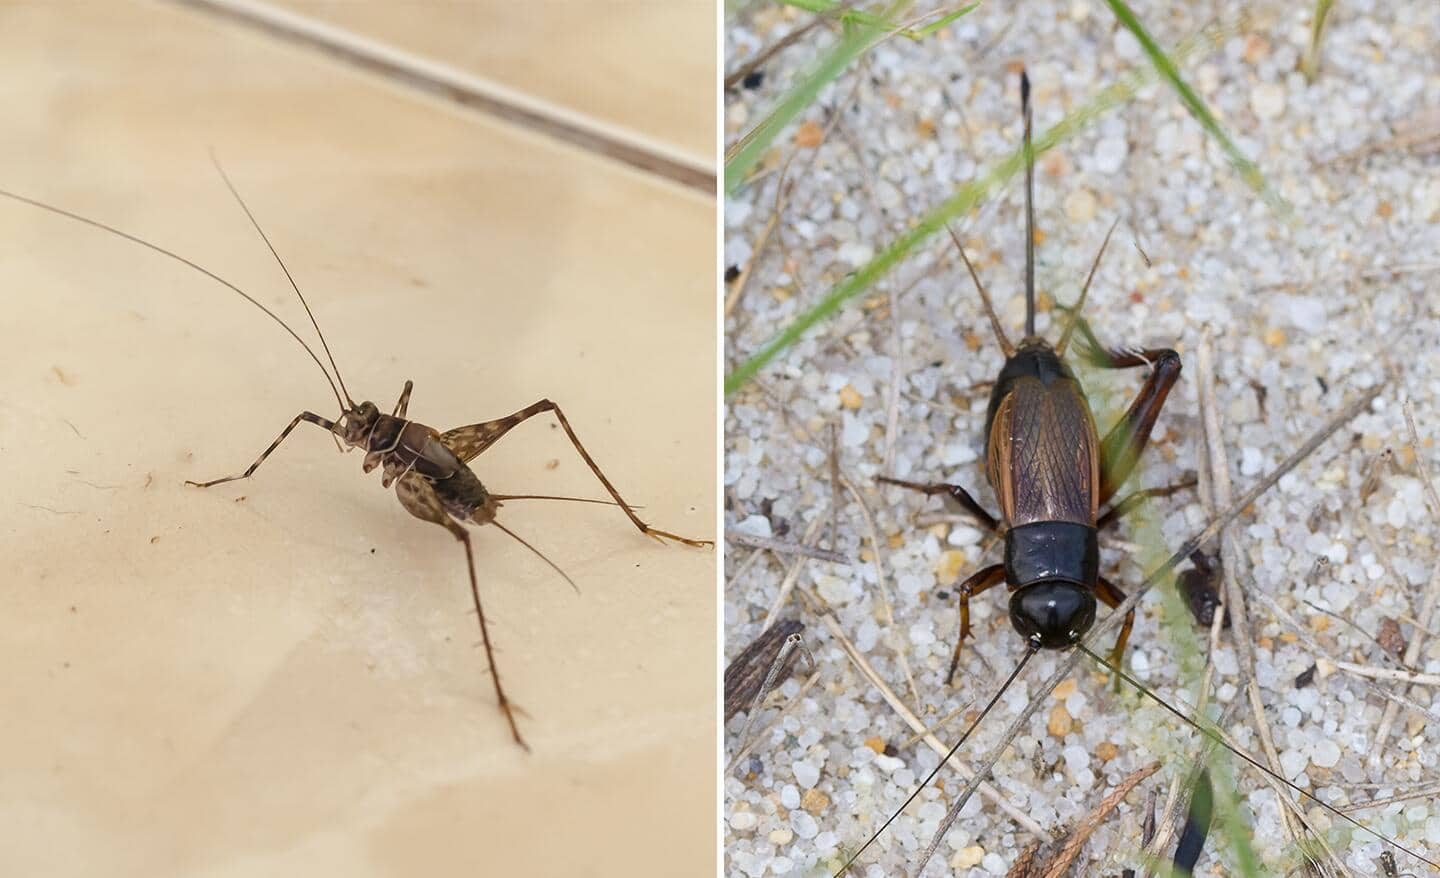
[
  {"left": 799, "top": 585, "right": 1051, "bottom": 838},
  {"left": 727, "top": 531, "right": 851, "bottom": 563},
  {"left": 1370, "top": 402, "right": 1440, "bottom": 767}
]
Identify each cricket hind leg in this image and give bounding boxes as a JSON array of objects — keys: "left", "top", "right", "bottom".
[
  {"left": 1071, "top": 317, "right": 1182, "bottom": 505},
  {"left": 1096, "top": 476, "right": 1198, "bottom": 531},
  {"left": 877, "top": 476, "right": 999, "bottom": 533},
  {"left": 395, "top": 471, "right": 529, "bottom": 751},
  {"left": 185, "top": 411, "right": 336, "bottom": 488},
  {"left": 439, "top": 399, "right": 711, "bottom": 547}
]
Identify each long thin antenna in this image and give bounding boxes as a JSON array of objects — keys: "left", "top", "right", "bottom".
[
  {"left": 0, "top": 186, "right": 347, "bottom": 413},
  {"left": 834, "top": 644, "right": 1039, "bottom": 876},
  {"left": 491, "top": 520, "right": 579, "bottom": 594},
  {"left": 1021, "top": 69, "right": 1037, "bottom": 339},
  {"left": 1079, "top": 644, "right": 1440, "bottom": 873},
  {"left": 1056, "top": 217, "right": 1120, "bottom": 355},
  {"left": 946, "top": 223, "right": 1015, "bottom": 357},
  {"left": 490, "top": 493, "right": 629, "bottom": 507},
  {"left": 208, "top": 152, "right": 354, "bottom": 407}
]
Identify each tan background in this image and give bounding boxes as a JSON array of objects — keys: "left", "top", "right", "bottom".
[{"left": 0, "top": 2, "right": 715, "bottom": 876}]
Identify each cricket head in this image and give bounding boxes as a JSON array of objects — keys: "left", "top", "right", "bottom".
[
  {"left": 338, "top": 400, "right": 381, "bottom": 447},
  {"left": 1009, "top": 580, "right": 1096, "bottom": 649}
]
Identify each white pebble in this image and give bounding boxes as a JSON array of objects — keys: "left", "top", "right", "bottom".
[
  {"left": 1064, "top": 188, "right": 1097, "bottom": 222},
  {"left": 1280, "top": 748, "right": 1307, "bottom": 778},
  {"left": 793, "top": 761, "right": 821, "bottom": 789},
  {"left": 1094, "top": 136, "right": 1128, "bottom": 174},
  {"left": 948, "top": 525, "right": 983, "bottom": 547},
  {"left": 874, "top": 754, "right": 905, "bottom": 773},
  {"left": 1063, "top": 744, "right": 1091, "bottom": 774},
  {"left": 1311, "top": 739, "right": 1341, "bottom": 769},
  {"left": 791, "top": 810, "right": 820, "bottom": 839},
  {"left": 839, "top": 241, "right": 875, "bottom": 268},
  {"left": 780, "top": 784, "right": 801, "bottom": 809},
  {"left": 734, "top": 514, "right": 773, "bottom": 538},
  {"left": 730, "top": 810, "right": 758, "bottom": 831},
  {"left": 1250, "top": 83, "right": 1286, "bottom": 120}
]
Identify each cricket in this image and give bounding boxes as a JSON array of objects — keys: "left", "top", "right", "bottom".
[
  {"left": 0, "top": 160, "right": 711, "bottom": 752},
  {"left": 829, "top": 71, "right": 1440, "bottom": 877}
]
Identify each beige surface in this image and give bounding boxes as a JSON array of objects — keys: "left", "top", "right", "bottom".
[
  {"left": 0, "top": 3, "right": 714, "bottom": 877},
  {"left": 270, "top": 0, "right": 716, "bottom": 166}
]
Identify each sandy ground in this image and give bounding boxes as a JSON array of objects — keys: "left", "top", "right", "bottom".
[
  {"left": 0, "top": 3, "right": 715, "bottom": 876},
  {"left": 724, "top": 2, "right": 1440, "bottom": 876}
]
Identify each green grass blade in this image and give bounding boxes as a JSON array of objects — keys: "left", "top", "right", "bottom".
[
  {"left": 1101, "top": 0, "right": 1291, "bottom": 218},
  {"left": 725, "top": 4, "right": 977, "bottom": 194},
  {"left": 724, "top": 4, "right": 903, "bottom": 195},
  {"left": 1303, "top": 0, "right": 1336, "bottom": 81},
  {"left": 772, "top": 1, "right": 977, "bottom": 39}
]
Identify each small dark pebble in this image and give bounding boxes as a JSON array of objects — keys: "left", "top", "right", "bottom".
[
  {"left": 370, "top": 548, "right": 376, "bottom": 554},
  {"left": 936, "top": 590, "right": 950, "bottom": 601},
  {"left": 1295, "top": 664, "right": 1317, "bottom": 688},
  {"left": 747, "top": 756, "right": 763, "bottom": 777},
  {"left": 883, "top": 742, "right": 899, "bottom": 758},
  {"left": 1316, "top": 375, "right": 1329, "bottom": 395},
  {"left": 1377, "top": 616, "right": 1407, "bottom": 660},
  {"left": 724, "top": 264, "right": 740, "bottom": 283},
  {"left": 1178, "top": 550, "right": 1227, "bottom": 629},
  {"left": 742, "top": 70, "right": 764, "bottom": 89}
]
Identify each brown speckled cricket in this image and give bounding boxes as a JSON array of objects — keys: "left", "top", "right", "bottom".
[{"left": 0, "top": 160, "right": 710, "bottom": 751}]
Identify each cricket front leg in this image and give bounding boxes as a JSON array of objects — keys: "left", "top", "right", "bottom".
[
  {"left": 439, "top": 400, "right": 711, "bottom": 547},
  {"left": 1094, "top": 576, "right": 1134, "bottom": 693},
  {"left": 392, "top": 380, "right": 414, "bottom": 418},
  {"left": 947, "top": 565, "right": 1005, "bottom": 684},
  {"left": 186, "top": 411, "right": 337, "bottom": 488},
  {"left": 1072, "top": 318, "right": 1182, "bottom": 504}
]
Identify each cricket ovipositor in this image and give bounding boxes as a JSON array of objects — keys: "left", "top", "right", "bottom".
[{"left": 1, "top": 158, "right": 711, "bottom": 751}]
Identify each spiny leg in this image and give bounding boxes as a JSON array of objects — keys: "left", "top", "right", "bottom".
[
  {"left": 392, "top": 380, "right": 414, "bottom": 418},
  {"left": 1094, "top": 576, "right": 1134, "bottom": 692},
  {"left": 1096, "top": 476, "right": 1198, "bottom": 531},
  {"left": 1072, "top": 317, "right": 1182, "bottom": 504},
  {"left": 439, "top": 399, "right": 710, "bottom": 547},
  {"left": 395, "top": 471, "right": 528, "bottom": 750},
  {"left": 947, "top": 564, "right": 1006, "bottom": 685},
  {"left": 185, "top": 411, "right": 336, "bottom": 488},
  {"left": 877, "top": 476, "right": 999, "bottom": 533}
]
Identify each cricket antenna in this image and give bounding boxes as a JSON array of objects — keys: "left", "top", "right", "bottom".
[
  {"left": 1056, "top": 216, "right": 1120, "bottom": 355},
  {"left": 208, "top": 151, "right": 355, "bottom": 408},
  {"left": 0, "top": 185, "right": 348, "bottom": 414},
  {"left": 1021, "top": 68, "right": 1037, "bottom": 339},
  {"left": 1078, "top": 644, "right": 1440, "bottom": 873},
  {"left": 946, "top": 223, "right": 1015, "bottom": 357},
  {"left": 834, "top": 644, "right": 1039, "bottom": 877},
  {"left": 490, "top": 493, "right": 629, "bottom": 508},
  {"left": 492, "top": 520, "right": 580, "bottom": 594}
]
